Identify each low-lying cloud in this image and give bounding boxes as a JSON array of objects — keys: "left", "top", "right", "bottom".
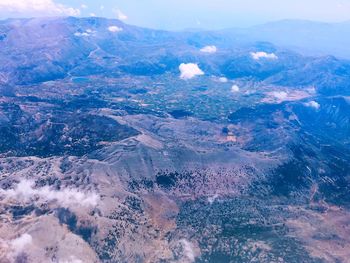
[
  {"left": 60, "top": 256, "right": 83, "bottom": 263},
  {"left": 114, "top": 9, "right": 128, "bottom": 20},
  {"left": 304, "top": 100, "right": 320, "bottom": 110},
  {"left": 0, "top": 233, "right": 33, "bottom": 261},
  {"left": 180, "top": 239, "right": 196, "bottom": 262},
  {"left": 271, "top": 91, "right": 288, "bottom": 100},
  {"left": 218, "top": 77, "right": 228, "bottom": 83},
  {"left": 251, "top": 51, "right": 278, "bottom": 60},
  {"left": 200, "top": 45, "right": 217, "bottom": 53},
  {"left": 10, "top": 234, "right": 32, "bottom": 253},
  {"left": 108, "top": 26, "right": 123, "bottom": 32},
  {"left": 179, "top": 63, "right": 204, "bottom": 80},
  {"left": 207, "top": 194, "right": 219, "bottom": 204},
  {"left": 74, "top": 32, "right": 90, "bottom": 37},
  {"left": 74, "top": 29, "right": 95, "bottom": 37},
  {"left": 0, "top": 180, "right": 99, "bottom": 208},
  {"left": 231, "top": 85, "right": 240, "bottom": 93}
]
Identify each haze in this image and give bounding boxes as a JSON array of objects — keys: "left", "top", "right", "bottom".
[{"left": 1, "top": 0, "right": 350, "bottom": 30}]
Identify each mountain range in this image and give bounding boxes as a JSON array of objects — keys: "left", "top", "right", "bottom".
[{"left": 0, "top": 17, "right": 350, "bottom": 263}]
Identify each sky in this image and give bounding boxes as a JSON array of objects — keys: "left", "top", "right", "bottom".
[{"left": 1, "top": 0, "right": 350, "bottom": 30}]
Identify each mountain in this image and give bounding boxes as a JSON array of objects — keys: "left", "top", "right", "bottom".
[
  {"left": 1, "top": 17, "right": 350, "bottom": 95},
  {"left": 224, "top": 19, "right": 350, "bottom": 59},
  {"left": 0, "top": 17, "right": 350, "bottom": 263}
]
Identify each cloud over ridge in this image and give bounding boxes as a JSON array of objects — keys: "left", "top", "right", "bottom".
[
  {"left": 0, "top": 180, "right": 99, "bottom": 208},
  {"left": 304, "top": 100, "right": 320, "bottom": 110},
  {"left": 200, "top": 45, "right": 217, "bottom": 53},
  {"left": 251, "top": 51, "right": 278, "bottom": 60},
  {"left": 108, "top": 25, "right": 123, "bottom": 32}
]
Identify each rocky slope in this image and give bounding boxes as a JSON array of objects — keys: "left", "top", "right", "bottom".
[{"left": 0, "top": 17, "right": 350, "bottom": 263}]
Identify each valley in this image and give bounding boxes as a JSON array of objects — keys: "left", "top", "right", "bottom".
[{"left": 0, "top": 17, "right": 350, "bottom": 263}]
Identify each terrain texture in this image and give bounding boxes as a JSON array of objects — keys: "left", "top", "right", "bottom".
[{"left": 0, "top": 17, "right": 350, "bottom": 263}]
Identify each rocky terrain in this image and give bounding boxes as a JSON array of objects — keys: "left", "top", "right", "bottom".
[{"left": 0, "top": 17, "right": 350, "bottom": 263}]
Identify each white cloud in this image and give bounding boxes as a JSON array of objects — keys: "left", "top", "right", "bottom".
[
  {"left": 0, "top": 0, "right": 80, "bottom": 16},
  {"left": 60, "top": 256, "right": 83, "bottom": 263},
  {"left": 10, "top": 234, "right": 32, "bottom": 253},
  {"left": 271, "top": 91, "right": 288, "bottom": 100},
  {"left": 200, "top": 45, "right": 217, "bottom": 53},
  {"left": 180, "top": 239, "right": 195, "bottom": 262},
  {"left": 80, "top": 4, "right": 87, "bottom": 9},
  {"left": 0, "top": 180, "right": 99, "bottom": 208},
  {"left": 74, "top": 32, "right": 89, "bottom": 37},
  {"left": 304, "top": 100, "right": 320, "bottom": 110},
  {"left": 231, "top": 85, "right": 240, "bottom": 93},
  {"left": 306, "top": 87, "right": 317, "bottom": 94},
  {"left": 100, "top": 5, "right": 104, "bottom": 10},
  {"left": 179, "top": 63, "right": 204, "bottom": 80},
  {"left": 74, "top": 29, "right": 95, "bottom": 37},
  {"left": 0, "top": 233, "right": 33, "bottom": 261},
  {"left": 114, "top": 9, "right": 128, "bottom": 20},
  {"left": 208, "top": 194, "right": 219, "bottom": 204},
  {"left": 89, "top": 13, "right": 96, "bottom": 17},
  {"left": 74, "top": 32, "right": 87, "bottom": 37},
  {"left": 218, "top": 77, "right": 228, "bottom": 83},
  {"left": 251, "top": 51, "right": 278, "bottom": 60},
  {"left": 108, "top": 25, "right": 123, "bottom": 33}
]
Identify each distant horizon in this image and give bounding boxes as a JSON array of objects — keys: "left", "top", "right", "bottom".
[
  {"left": 1, "top": 16, "right": 350, "bottom": 32},
  {"left": 1, "top": 0, "right": 350, "bottom": 30}
]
